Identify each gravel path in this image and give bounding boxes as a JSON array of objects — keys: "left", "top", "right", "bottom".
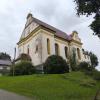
[{"left": 0, "top": 89, "right": 33, "bottom": 100}]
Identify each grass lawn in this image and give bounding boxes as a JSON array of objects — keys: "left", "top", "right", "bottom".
[{"left": 0, "top": 72, "right": 99, "bottom": 100}]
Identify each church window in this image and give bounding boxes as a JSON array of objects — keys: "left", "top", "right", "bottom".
[
  {"left": 65, "top": 46, "right": 68, "bottom": 58},
  {"left": 47, "top": 38, "right": 50, "bottom": 54},
  {"left": 77, "top": 48, "right": 81, "bottom": 60},
  {"left": 55, "top": 43, "right": 60, "bottom": 55},
  {"left": 27, "top": 45, "right": 30, "bottom": 55},
  {"left": 35, "top": 45, "right": 38, "bottom": 53}
]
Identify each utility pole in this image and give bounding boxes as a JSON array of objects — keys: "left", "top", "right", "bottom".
[{"left": 13, "top": 47, "right": 16, "bottom": 76}]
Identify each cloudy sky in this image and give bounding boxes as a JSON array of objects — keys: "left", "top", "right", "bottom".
[{"left": 0, "top": 0, "right": 100, "bottom": 70}]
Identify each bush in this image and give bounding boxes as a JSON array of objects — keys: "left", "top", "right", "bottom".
[
  {"left": 70, "top": 48, "right": 78, "bottom": 71},
  {"left": 15, "top": 53, "right": 31, "bottom": 62},
  {"left": 78, "top": 62, "right": 90, "bottom": 71},
  {"left": 92, "top": 70, "right": 100, "bottom": 81},
  {"left": 10, "top": 61, "right": 35, "bottom": 76},
  {"left": 78, "top": 62, "right": 96, "bottom": 76},
  {"left": 43, "top": 55, "right": 69, "bottom": 74}
]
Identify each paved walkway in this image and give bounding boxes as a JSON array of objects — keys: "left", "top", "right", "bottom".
[{"left": 0, "top": 89, "right": 33, "bottom": 100}]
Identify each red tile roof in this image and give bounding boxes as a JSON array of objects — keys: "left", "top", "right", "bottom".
[{"left": 33, "top": 18, "right": 72, "bottom": 41}]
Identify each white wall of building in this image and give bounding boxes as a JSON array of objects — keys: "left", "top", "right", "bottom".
[
  {"left": 18, "top": 25, "right": 91, "bottom": 69},
  {"left": 41, "top": 30, "right": 55, "bottom": 63},
  {"left": 18, "top": 30, "right": 42, "bottom": 66}
]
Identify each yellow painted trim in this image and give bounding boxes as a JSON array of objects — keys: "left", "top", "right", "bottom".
[
  {"left": 70, "top": 39, "right": 83, "bottom": 45},
  {"left": 55, "top": 37, "right": 69, "bottom": 46},
  {"left": 17, "top": 24, "right": 82, "bottom": 49},
  {"left": 55, "top": 35, "right": 69, "bottom": 42},
  {"left": 18, "top": 29, "right": 41, "bottom": 48},
  {"left": 17, "top": 26, "right": 41, "bottom": 45},
  {"left": 55, "top": 43, "right": 60, "bottom": 56},
  {"left": 41, "top": 25, "right": 55, "bottom": 34},
  {"left": 41, "top": 30, "right": 54, "bottom": 37},
  {"left": 17, "top": 25, "right": 55, "bottom": 45},
  {"left": 47, "top": 38, "right": 51, "bottom": 55},
  {"left": 70, "top": 42, "right": 82, "bottom": 48}
]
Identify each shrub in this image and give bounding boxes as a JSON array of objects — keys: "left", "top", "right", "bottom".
[
  {"left": 92, "top": 70, "right": 100, "bottom": 81},
  {"left": 90, "top": 52, "right": 99, "bottom": 68},
  {"left": 15, "top": 53, "right": 31, "bottom": 62},
  {"left": 78, "top": 62, "right": 96, "bottom": 76},
  {"left": 10, "top": 61, "right": 35, "bottom": 76},
  {"left": 43, "top": 55, "right": 69, "bottom": 74},
  {"left": 78, "top": 62, "right": 90, "bottom": 71},
  {"left": 70, "top": 48, "right": 78, "bottom": 71}
]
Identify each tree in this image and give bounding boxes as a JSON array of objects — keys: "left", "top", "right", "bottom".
[
  {"left": 74, "top": 0, "right": 100, "bottom": 38},
  {"left": 0, "top": 52, "right": 11, "bottom": 60},
  {"left": 92, "top": 69, "right": 100, "bottom": 81},
  {"left": 90, "top": 52, "right": 98, "bottom": 68},
  {"left": 70, "top": 48, "right": 78, "bottom": 71},
  {"left": 78, "top": 62, "right": 90, "bottom": 71},
  {"left": 15, "top": 53, "right": 31, "bottom": 62},
  {"left": 43, "top": 55, "right": 69, "bottom": 74}
]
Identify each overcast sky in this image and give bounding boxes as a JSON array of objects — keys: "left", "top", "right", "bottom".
[{"left": 0, "top": 0, "right": 100, "bottom": 70}]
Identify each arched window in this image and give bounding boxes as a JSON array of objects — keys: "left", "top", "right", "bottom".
[
  {"left": 65, "top": 46, "right": 68, "bottom": 58},
  {"left": 55, "top": 43, "right": 60, "bottom": 55},
  {"left": 77, "top": 48, "right": 81, "bottom": 60},
  {"left": 27, "top": 45, "right": 30, "bottom": 55},
  {"left": 47, "top": 38, "right": 50, "bottom": 54},
  {"left": 35, "top": 45, "right": 38, "bottom": 54}
]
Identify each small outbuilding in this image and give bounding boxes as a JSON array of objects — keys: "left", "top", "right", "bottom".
[{"left": 0, "top": 60, "right": 12, "bottom": 75}]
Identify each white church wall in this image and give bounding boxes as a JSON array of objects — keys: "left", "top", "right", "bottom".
[
  {"left": 69, "top": 42, "right": 83, "bottom": 62},
  {"left": 69, "top": 41, "right": 91, "bottom": 63},
  {"left": 22, "top": 22, "right": 39, "bottom": 38},
  {"left": 17, "top": 13, "right": 91, "bottom": 69},
  {"left": 18, "top": 30, "right": 42, "bottom": 66},
  {"left": 55, "top": 38, "right": 69, "bottom": 61},
  {"left": 41, "top": 30, "right": 55, "bottom": 63}
]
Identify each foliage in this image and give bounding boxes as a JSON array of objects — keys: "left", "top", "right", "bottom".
[
  {"left": 10, "top": 61, "right": 35, "bottom": 76},
  {"left": 1, "top": 68, "right": 10, "bottom": 76},
  {"left": 78, "top": 61, "right": 90, "bottom": 71},
  {"left": 90, "top": 52, "right": 98, "bottom": 68},
  {"left": 0, "top": 52, "right": 11, "bottom": 60},
  {"left": 74, "top": 0, "right": 100, "bottom": 38},
  {"left": 70, "top": 48, "right": 78, "bottom": 71},
  {"left": 90, "top": 14, "right": 100, "bottom": 37},
  {"left": 43, "top": 55, "right": 69, "bottom": 74},
  {"left": 92, "top": 69, "right": 100, "bottom": 81},
  {"left": 16, "top": 53, "right": 31, "bottom": 62},
  {"left": 0, "top": 72, "right": 99, "bottom": 100},
  {"left": 77, "top": 61, "right": 94, "bottom": 76}
]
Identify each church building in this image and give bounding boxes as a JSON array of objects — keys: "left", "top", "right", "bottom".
[{"left": 17, "top": 13, "right": 91, "bottom": 71}]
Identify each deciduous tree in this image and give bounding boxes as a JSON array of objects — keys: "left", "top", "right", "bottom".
[
  {"left": 90, "top": 52, "right": 98, "bottom": 68},
  {"left": 0, "top": 52, "right": 11, "bottom": 60},
  {"left": 74, "top": 0, "right": 100, "bottom": 38}
]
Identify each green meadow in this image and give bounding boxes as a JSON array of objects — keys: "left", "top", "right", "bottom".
[{"left": 0, "top": 72, "right": 99, "bottom": 100}]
